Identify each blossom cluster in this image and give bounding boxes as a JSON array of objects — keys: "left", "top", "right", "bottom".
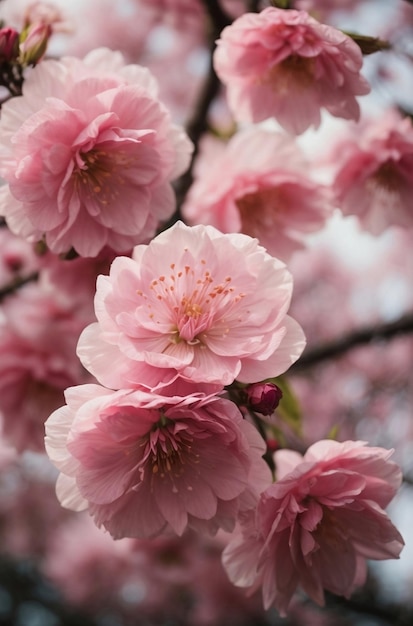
[
  {"left": 0, "top": 1, "right": 409, "bottom": 622},
  {"left": 0, "top": 48, "right": 192, "bottom": 256},
  {"left": 45, "top": 220, "right": 305, "bottom": 538}
]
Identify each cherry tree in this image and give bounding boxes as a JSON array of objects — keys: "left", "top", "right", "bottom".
[{"left": 0, "top": 1, "right": 412, "bottom": 625}]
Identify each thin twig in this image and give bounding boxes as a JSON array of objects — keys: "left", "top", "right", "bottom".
[
  {"left": 0, "top": 271, "right": 39, "bottom": 302},
  {"left": 166, "top": 0, "right": 232, "bottom": 226},
  {"left": 290, "top": 312, "right": 413, "bottom": 371}
]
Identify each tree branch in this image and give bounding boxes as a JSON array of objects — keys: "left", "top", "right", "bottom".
[
  {"left": 0, "top": 271, "right": 39, "bottom": 303},
  {"left": 166, "top": 0, "right": 232, "bottom": 226},
  {"left": 290, "top": 312, "right": 413, "bottom": 371}
]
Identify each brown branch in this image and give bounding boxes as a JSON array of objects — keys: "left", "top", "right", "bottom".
[
  {"left": 165, "top": 0, "right": 232, "bottom": 228},
  {"left": 163, "top": 0, "right": 264, "bottom": 229},
  {"left": 290, "top": 312, "right": 413, "bottom": 372},
  {"left": 325, "top": 589, "right": 413, "bottom": 626},
  {"left": 402, "top": 473, "right": 413, "bottom": 486},
  {"left": 0, "top": 271, "right": 38, "bottom": 302},
  {"left": 247, "top": 0, "right": 261, "bottom": 10}
]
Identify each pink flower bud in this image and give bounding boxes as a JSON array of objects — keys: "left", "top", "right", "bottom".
[
  {"left": 0, "top": 27, "right": 19, "bottom": 62},
  {"left": 246, "top": 382, "right": 283, "bottom": 415},
  {"left": 19, "top": 22, "right": 51, "bottom": 66}
]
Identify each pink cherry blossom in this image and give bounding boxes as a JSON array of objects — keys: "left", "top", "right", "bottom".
[
  {"left": 0, "top": 48, "right": 192, "bottom": 257},
  {"left": 182, "top": 128, "right": 333, "bottom": 260},
  {"left": 45, "top": 384, "right": 271, "bottom": 539},
  {"left": 77, "top": 221, "right": 306, "bottom": 391},
  {"left": 213, "top": 7, "right": 370, "bottom": 134},
  {"left": 332, "top": 110, "right": 413, "bottom": 234},
  {"left": 222, "top": 440, "right": 404, "bottom": 616}
]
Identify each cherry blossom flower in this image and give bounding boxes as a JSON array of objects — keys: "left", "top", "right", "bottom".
[
  {"left": 332, "top": 110, "right": 413, "bottom": 234},
  {"left": 0, "top": 48, "right": 192, "bottom": 257},
  {"left": 77, "top": 221, "right": 306, "bottom": 391},
  {"left": 213, "top": 7, "right": 370, "bottom": 134},
  {"left": 45, "top": 384, "right": 271, "bottom": 539},
  {"left": 182, "top": 128, "right": 333, "bottom": 260},
  {"left": 222, "top": 440, "right": 404, "bottom": 616}
]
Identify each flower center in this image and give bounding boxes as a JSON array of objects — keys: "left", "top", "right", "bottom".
[
  {"left": 137, "top": 258, "right": 246, "bottom": 344},
  {"left": 145, "top": 417, "right": 200, "bottom": 494},
  {"left": 262, "top": 54, "right": 315, "bottom": 91},
  {"left": 312, "top": 506, "right": 348, "bottom": 552},
  {"left": 236, "top": 187, "right": 285, "bottom": 234},
  {"left": 74, "top": 147, "right": 132, "bottom": 205},
  {"left": 372, "top": 160, "right": 403, "bottom": 192}
]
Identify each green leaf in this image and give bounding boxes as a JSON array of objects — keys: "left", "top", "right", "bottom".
[
  {"left": 343, "top": 32, "right": 391, "bottom": 55},
  {"left": 326, "top": 424, "right": 340, "bottom": 441},
  {"left": 270, "top": 0, "right": 292, "bottom": 8},
  {"left": 268, "top": 376, "right": 302, "bottom": 435}
]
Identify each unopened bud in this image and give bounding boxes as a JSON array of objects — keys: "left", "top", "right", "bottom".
[
  {"left": 19, "top": 21, "right": 51, "bottom": 66},
  {"left": 246, "top": 382, "right": 283, "bottom": 416},
  {"left": 0, "top": 27, "right": 19, "bottom": 62}
]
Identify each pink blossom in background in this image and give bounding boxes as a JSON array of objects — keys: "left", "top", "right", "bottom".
[
  {"left": 77, "top": 221, "right": 305, "bottom": 391},
  {"left": 0, "top": 456, "right": 71, "bottom": 558},
  {"left": 22, "top": 1, "right": 66, "bottom": 28},
  {"left": 0, "top": 228, "right": 40, "bottom": 286},
  {"left": 220, "top": 0, "right": 248, "bottom": 19},
  {"left": 0, "top": 326, "right": 77, "bottom": 452},
  {"left": 0, "top": 432, "right": 17, "bottom": 470},
  {"left": 0, "top": 280, "right": 92, "bottom": 452},
  {"left": 60, "top": 1, "right": 208, "bottom": 122},
  {"left": 44, "top": 515, "right": 137, "bottom": 611},
  {"left": 45, "top": 519, "right": 270, "bottom": 626},
  {"left": 45, "top": 385, "right": 271, "bottom": 539},
  {"left": 0, "top": 0, "right": 68, "bottom": 32},
  {"left": 61, "top": 0, "right": 157, "bottom": 62},
  {"left": 142, "top": 31, "right": 207, "bottom": 124},
  {"left": 286, "top": 231, "right": 413, "bottom": 449},
  {"left": 223, "top": 440, "right": 404, "bottom": 615},
  {"left": 138, "top": 0, "right": 205, "bottom": 32},
  {"left": 0, "top": 48, "right": 192, "bottom": 257},
  {"left": 288, "top": 245, "right": 357, "bottom": 344},
  {"left": 332, "top": 109, "right": 413, "bottom": 234},
  {"left": 293, "top": 0, "right": 360, "bottom": 22},
  {"left": 213, "top": 7, "right": 370, "bottom": 134},
  {"left": 37, "top": 247, "right": 118, "bottom": 324},
  {"left": 182, "top": 128, "right": 333, "bottom": 260}
]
